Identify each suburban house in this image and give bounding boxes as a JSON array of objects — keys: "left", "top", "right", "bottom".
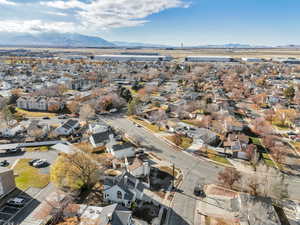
[
  {"left": 55, "top": 119, "right": 80, "bottom": 136},
  {"left": 21, "top": 191, "right": 134, "bottom": 225},
  {"left": 127, "top": 157, "right": 150, "bottom": 178},
  {"left": 66, "top": 78, "right": 93, "bottom": 91},
  {"left": 89, "top": 123, "right": 109, "bottom": 134},
  {"left": 16, "top": 96, "right": 64, "bottom": 112},
  {"left": 0, "top": 168, "right": 16, "bottom": 198},
  {"left": 89, "top": 131, "right": 111, "bottom": 148},
  {"left": 103, "top": 172, "right": 145, "bottom": 207},
  {"left": 106, "top": 143, "right": 136, "bottom": 160}
]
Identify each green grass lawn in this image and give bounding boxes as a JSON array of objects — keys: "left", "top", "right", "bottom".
[
  {"left": 262, "top": 153, "right": 276, "bottom": 167},
  {"left": 210, "top": 155, "right": 231, "bottom": 165},
  {"left": 13, "top": 159, "right": 50, "bottom": 190},
  {"left": 207, "top": 149, "right": 232, "bottom": 165},
  {"left": 249, "top": 137, "right": 262, "bottom": 146}
]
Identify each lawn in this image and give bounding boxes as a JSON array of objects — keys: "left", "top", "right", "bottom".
[
  {"left": 249, "top": 137, "right": 262, "bottom": 146},
  {"left": 272, "top": 123, "right": 291, "bottom": 131},
  {"left": 182, "top": 120, "right": 202, "bottom": 127},
  {"left": 13, "top": 159, "right": 50, "bottom": 190},
  {"left": 130, "top": 117, "right": 164, "bottom": 133},
  {"left": 262, "top": 153, "right": 276, "bottom": 167},
  {"left": 25, "top": 146, "right": 49, "bottom": 152},
  {"left": 164, "top": 135, "right": 193, "bottom": 149},
  {"left": 158, "top": 166, "right": 179, "bottom": 178},
  {"left": 292, "top": 141, "right": 300, "bottom": 151},
  {"left": 15, "top": 107, "right": 57, "bottom": 118},
  {"left": 207, "top": 149, "right": 232, "bottom": 165}
]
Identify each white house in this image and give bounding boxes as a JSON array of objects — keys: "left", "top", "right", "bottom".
[
  {"left": 103, "top": 172, "right": 145, "bottom": 208},
  {"left": 88, "top": 123, "right": 109, "bottom": 134},
  {"left": 89, "top": 131, "right": 111, "bottom": 148},
  {"left": 106, "top": 143, "right": 135, "bottom": 160},
  {"left": 55, "top": 119, "right": 79, "bottom": 136},
  {"left": 127, "top": 158, "right": 150, "bottom": 178}
]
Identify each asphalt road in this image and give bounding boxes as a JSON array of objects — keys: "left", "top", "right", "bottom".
[
  {"left": 100, "top": 115, "right": 300, "bottom": 225},
  {"left": 100, "top": 115, "right": 222, "bottom": 225}
]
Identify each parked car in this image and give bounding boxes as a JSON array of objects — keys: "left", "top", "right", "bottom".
[
  {"left": 28, "top": 159, "right": 40, "bottom": 166},
  {"left": 135, "top": 149, "right": 145, "bottom": 155},
  {"left": 43, "top": 117, "right": 50, "bottom": 120},
  {"left": 29, "top": 159, "right": 49, "bottom": 168},
  {"left": 58, "top": 115, "right": 68, "bottom": 119},
  {"left": 109, "top": 108, "right": 117, "bottom": 113},
  {"left": 6, "top": 197, "right": 25, "bottom": 207},
  {"left": 5, "top": 148, "right": 22, "bottom": 154},
  {"left": 0, "top": 160, "right": 9, "bottom": 167}
]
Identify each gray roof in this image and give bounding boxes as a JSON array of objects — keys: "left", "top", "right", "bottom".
[
  {"left": 62, "top": 119, "right": 78, "bottom": 129},
  {"left": 91, "top": 131, "right": 110, "bottom": 144},
  {"left": 112, "top": 205, "right": 132, "bottom": 225},
  {"left": 112, "top": 143, "right": 134, "bottom": 152}
]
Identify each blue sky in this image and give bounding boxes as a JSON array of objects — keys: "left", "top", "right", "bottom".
[{"left": 0, "top": 0, "right": 299, "bottom": 46}]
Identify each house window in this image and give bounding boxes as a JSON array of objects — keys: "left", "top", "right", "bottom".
[{"left": 117, "top": 191, "right": 122, "bottom": 199}]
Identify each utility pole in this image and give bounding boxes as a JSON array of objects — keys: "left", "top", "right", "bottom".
[{"left": 172, "top": 163, "right": 175, "bottom": 189}]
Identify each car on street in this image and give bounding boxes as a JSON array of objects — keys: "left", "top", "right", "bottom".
[
  {"left": 58, "top": 115, "right": 69, "bottom": 119},
  {"left": 194, "top": 184, "right": 205, "bottom": 197},
  {"left": 6, "top": 197, "right": 25, "bottom": 207},
  {"left": 43, "top": 117, "right": 50, "bottom": 120},
  {"left": 0, "top": 160, "right": 9, "bottom": 167},
  {"left": 134, "top": 123, "right": 141, "bottom": 127}
]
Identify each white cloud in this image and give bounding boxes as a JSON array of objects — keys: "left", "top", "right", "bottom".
[
  {"left": 40, "top": 0, "right": 86, "bottom": 9},
  {"left": 44, "top": 11, "right": 68, "bottom": 16},
  {"left": 0, "top": 0, "right": 17, "bottom": 5},
  {"left": 41, "top": 0, "right": 190, "bottom": 30},
  {"left": 0, "top": 20, "right": 76, "bottom": 33},
  {"left": 0, "top": 0, "right": 190, "bottom": 34}
]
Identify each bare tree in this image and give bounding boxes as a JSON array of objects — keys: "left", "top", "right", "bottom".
[
  {"left": 241, "top": 164, "right": 289, "bottom": 200},
  {"left": 150, "top": 109, "right": 167, "bottom": 130},
  {"left": 79, "top": 103, "right": 95, "bottom": 121},
  {"left": 218, "top": 168, "right": 241, "bottom": 189}
]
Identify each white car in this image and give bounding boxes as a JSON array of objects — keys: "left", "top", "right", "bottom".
[
  {"left": 7, "top": 197, "right": 25, "bottom": 207},
  {"left": 32, "top": 159, "right": 49, "bottom": 168}
]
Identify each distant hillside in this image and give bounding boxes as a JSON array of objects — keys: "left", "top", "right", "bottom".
[
  {"left": 0, "top": 32, "right": 115, "bottom": 47},
  {"left": 113, "top": 41, "right": 171, "bottom": 48}
]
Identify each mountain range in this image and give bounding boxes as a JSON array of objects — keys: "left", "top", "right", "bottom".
[
  {"left": 0, "top": 32, "right": 114, "bottom": 47},
  {"left": 0, "top": 32, "right": 298, "bottom": 48}
]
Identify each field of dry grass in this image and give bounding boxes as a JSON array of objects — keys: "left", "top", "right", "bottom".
[{"left": 1, "top": 47, "right": 300, "bottom": 60}]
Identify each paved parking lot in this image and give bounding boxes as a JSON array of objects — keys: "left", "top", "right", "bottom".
[
  {"left": 0, "top": 190, "right": 36, "bottom": 225},
  {"left": 0, "top": 149, "right": 58, "bottom": 170}
]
